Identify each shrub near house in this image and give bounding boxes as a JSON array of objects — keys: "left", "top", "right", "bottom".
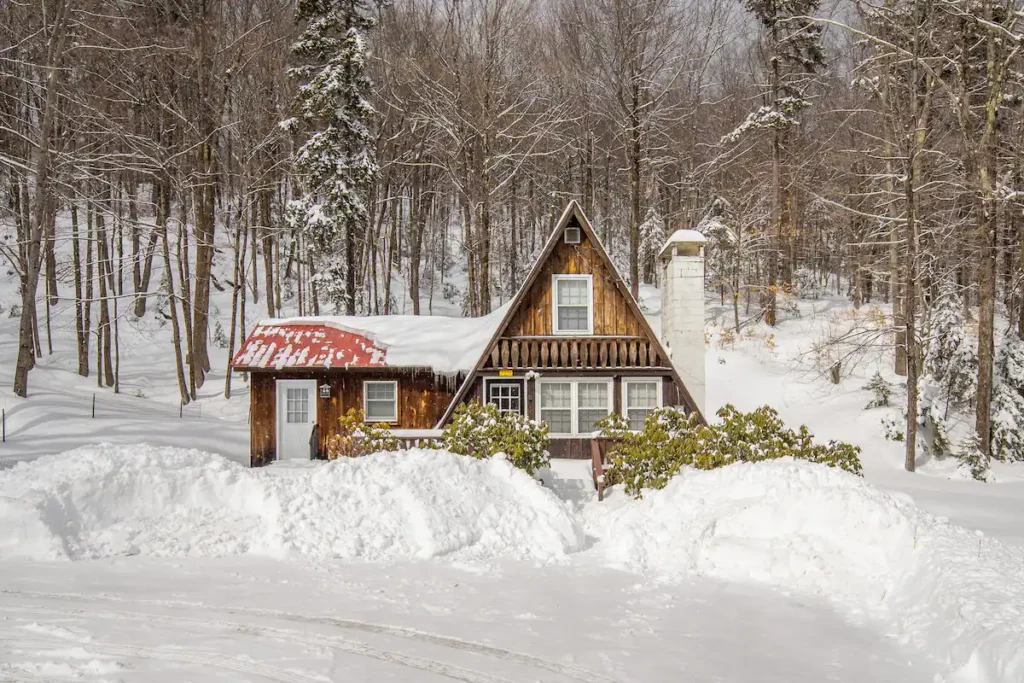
[{"left": 598, "top": 405, "right": 863, "bottom": 498}]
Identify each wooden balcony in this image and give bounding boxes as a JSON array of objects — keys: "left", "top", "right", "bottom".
[{"left": 483, "top": 336, "right": 667, "bottom": 370}]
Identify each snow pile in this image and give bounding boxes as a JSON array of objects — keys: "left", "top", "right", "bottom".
[
  {"left": 0, "top": 445, "right": 584, "bottom": 563},
  {"left": 588, "top": 459, "right": 1024, "bottom": 683}
]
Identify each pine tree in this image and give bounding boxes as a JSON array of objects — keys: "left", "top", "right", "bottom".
[
  {"left": 285, "top": 0, "right": 381, "bottom": 314},
  {"left": 638, "top": 207, "right": 667, "bottom": 285},
  {"left": 991, "top": 333, "right": 1024, "bottom": 462},
  {"left": 955, "top": 432, "right": 989, "bottom": 482},
  {"left": 923, "top": 281, "right": 977, "bottom": 410},
  {"left": 863, "top": 372, "right": 893, "bottom": 409}
]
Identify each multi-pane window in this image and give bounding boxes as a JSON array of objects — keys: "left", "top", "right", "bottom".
[
  {"left": 624, "top": 380, "right": 661, "bottom": 430},
  {"left": 540, "top": 382, "right": 572, "bottom": 434},
  {"left": 577, "top": 382, "right": 610, "bottom": 434},
  {"left": 553, "top": 275, "right": 592, "bottom": 334},
  {"left": 364, "top": 381, "right": 398, "bottom": 422},
  {"left": 488, "top": 381, "right": 523, "bottom": 414},
  {"left": 538, "top": 380, "right": 612, "bottom": 435},
  {"left": 285, "top": 387, "right": 309, "bottom": 424}
]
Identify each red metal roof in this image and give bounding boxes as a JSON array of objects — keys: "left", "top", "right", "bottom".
[{"left": 231, "top": 323, "right": 387, "bottom": 370}]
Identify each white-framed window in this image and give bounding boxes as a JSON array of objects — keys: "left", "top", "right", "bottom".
[
  {"left": 363, "top": 380, "right": 398, "bottom": 422},
  {"left": 622, "top": 378, "right": 663, "bottom": 431},
  {"left": 536, "top": 378, "right": 613, "bottom": 436},
  {"left": 485, "top": 378, "right": 524, "bottom": 414},
  {"left": 552, "top": 274, "right": 593, "bottom": 335}
]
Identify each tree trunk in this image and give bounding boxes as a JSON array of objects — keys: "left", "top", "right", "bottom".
[
  {"left": 163, "top": 194, "right": 191, "bottom": 406},
  {"left": 191, "top": 168, "right": 216, "bottom": 387},
  {"left": 13, "top": 0, "right": 69, "bottom": 397}
]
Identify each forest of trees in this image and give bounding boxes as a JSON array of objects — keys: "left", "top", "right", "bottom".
[{"left": 3, "top": 0, "right": 1024, "bottom": 471}]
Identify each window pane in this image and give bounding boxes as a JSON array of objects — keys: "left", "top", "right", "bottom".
[
  {"left": 286, "top": 387, "right": 308, "bottom": 423},
  {"left": 542, "top": 409, "right": 572, "bottom": 434},
  {"left": 557, "top": 279, "right": 588, "bottom": 305},
  {"left": 540, "top": 383, "right": 571, "bottom": 408},
  {"left": 627, "top": 408, "right": 652, "bottom": 431},
  {"left": 578, "top": 382, "right": 608, "bottom": 408},
  {"left": 578, "top": 409, "right": 608, "bottom": 434},
  {"left": 367, "top": 382, "right": 395, "bottom": 400},
  {"left": 627, "top": 382, "right": 659, "bottom": 409},
  {"left": 366, "top": 399, "right": 395, "bottom": 420},
  {"left": 557, "top": 306, "right": 588, "bottom": 331}
]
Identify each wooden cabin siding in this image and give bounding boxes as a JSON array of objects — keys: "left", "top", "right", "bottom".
[
  {"left": 249, "top": 369, "right": 458, "bottom": 463},
  {"left": 502, "top": 228, "right": 642, "bottom": 338}
]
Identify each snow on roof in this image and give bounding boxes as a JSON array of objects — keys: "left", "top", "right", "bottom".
[
  {"left": 660, "top": 229, "right": 707, "bottom": 255},
  {"left": 233, "top": 302, "right": 510, "bottom": 374}
]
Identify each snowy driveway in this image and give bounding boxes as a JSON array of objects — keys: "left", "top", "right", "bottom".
[{"left": 0, "top": 558, "right": 935, "bottom": 682}]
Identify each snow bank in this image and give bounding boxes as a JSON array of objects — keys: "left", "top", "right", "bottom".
[
  {"left": 588, "top": 459, "right": 1024, "bottom": 683},
  {"left": 0, "top": 445, "right": 584, "bottom": 563}
]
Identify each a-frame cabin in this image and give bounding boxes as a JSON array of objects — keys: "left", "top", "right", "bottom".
[{"left": 232, "top": 200, "right": 704, "bottom": 465}]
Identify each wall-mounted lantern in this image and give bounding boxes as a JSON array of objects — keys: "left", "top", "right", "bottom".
[{"left": 319, "top": 383, "right": 332, "bottom": 398}]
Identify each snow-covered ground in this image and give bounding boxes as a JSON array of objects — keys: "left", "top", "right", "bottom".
[{"left": 3, "top": 255, "right": 1024, "bottom": 681}]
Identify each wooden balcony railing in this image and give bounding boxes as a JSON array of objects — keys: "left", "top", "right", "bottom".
[{"left": 483, "top": 336, "right": 666, "bottom": 370}]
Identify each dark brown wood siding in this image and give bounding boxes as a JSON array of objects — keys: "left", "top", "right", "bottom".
[
  {"left": 248, "top": 369, "right": 459, "bottom": 464},
  {"left": 502, "top": 228, "right": 643, "bottom": 337}
]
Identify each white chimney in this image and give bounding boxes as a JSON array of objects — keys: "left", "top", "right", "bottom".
[{"left": 659, "top": 230, "right": 706, "bottom": 416}]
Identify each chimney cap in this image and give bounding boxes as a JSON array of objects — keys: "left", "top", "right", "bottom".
[{"left": 660, "top": 229, "right": 706, "bottom": 257}]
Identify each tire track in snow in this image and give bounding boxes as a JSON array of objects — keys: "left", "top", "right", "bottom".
[
  {"left": 4, "top": 605, "right": 518, "bottom": 683},
  {"left": 0, "top": 589, "right": 619, "bottom": 683},
  {"left": 0, "top": 637, "right": 316, "bottom": 683}
]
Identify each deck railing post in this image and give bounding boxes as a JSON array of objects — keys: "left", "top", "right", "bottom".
[{"left": 591, "top": 438, "right": 605, "bottom": 502}]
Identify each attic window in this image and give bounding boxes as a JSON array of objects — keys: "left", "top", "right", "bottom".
[
  {"left": 552, "top": 274, "right": 593, "bottom": 335},
  {"left": 564, "top": 226, "right": 581, "bottom": 244}
]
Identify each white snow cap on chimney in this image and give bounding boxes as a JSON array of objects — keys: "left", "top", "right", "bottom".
[{"left": 660, "top": 229, "right": 706, "bottom": 415}]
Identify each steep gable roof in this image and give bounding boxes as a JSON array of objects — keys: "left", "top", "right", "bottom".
[{"left": 436, "top": 200, "right": 704, "bottom": 426}]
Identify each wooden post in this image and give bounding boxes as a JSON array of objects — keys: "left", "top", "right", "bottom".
[
  {"left": 591, "top": 438, "right": 605, "bottom": 502},
  {"left": 92, "top": 393, "right": 96, "bottom": 418}
]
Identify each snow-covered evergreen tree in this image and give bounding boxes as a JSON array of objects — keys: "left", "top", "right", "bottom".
[
  {"left": 991, "top": 333, "right": 1024, "bottom": 462},
  {"left": 285, "top": 0, "right": 381, "bottom": 313},
  {"left": 638, "top": 207, "right": 667, "bottom": 284},
  {"left": 923, "top": 281, "right": 977, "bottom": 410},
  {"left": 955, "top": 432, "right": 989, "bottom": 482}
]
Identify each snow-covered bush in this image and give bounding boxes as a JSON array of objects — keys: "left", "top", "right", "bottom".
[
  {"left": 792, "top": 266, "right": 824, "bottom": 300},
  {"left": 441, "top": 401, "right": 551, "bottom": 476},
  {"left": 598, "top": 405, "right": 863, "bottom": 498},
  {"left": 862, "top": 371, "right": 894, "bottom": 408},
  {"left": 881, "top": 414, "right": 905, "bottom": 442},
  {"left": 324, "top": 408, "right": 400, "bottom": 459},
  {"left": 991, "top": 333, "right": 1024, "bottom": 461}
]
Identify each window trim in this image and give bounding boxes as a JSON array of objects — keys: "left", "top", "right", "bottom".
[
  {"left": 551, "top": 274, "right": 594, "bottom": 336},
  {"left": 363, "top": 380, "right": 398, "bottom": 423},
  {"left": 535, "top": 377, "right": 614, "bottom": 437},
  {"left": 621, "top": 377, "right": 664, "bottom": 431},
  {"left": 482, "top": 376, "right": 526, "bottom": 415}
]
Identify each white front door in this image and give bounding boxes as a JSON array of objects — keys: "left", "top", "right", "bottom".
[{"left": 276, "top": 379, "right": 317, "bottom": 460}]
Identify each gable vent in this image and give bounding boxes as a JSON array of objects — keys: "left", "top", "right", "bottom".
[{"left": 564, "top": 226, "right": 581, "bottom": 244}]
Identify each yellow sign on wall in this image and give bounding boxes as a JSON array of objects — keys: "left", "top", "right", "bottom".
[{"left": 498, "top": 369, "right": 513, "bottom": 377}]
